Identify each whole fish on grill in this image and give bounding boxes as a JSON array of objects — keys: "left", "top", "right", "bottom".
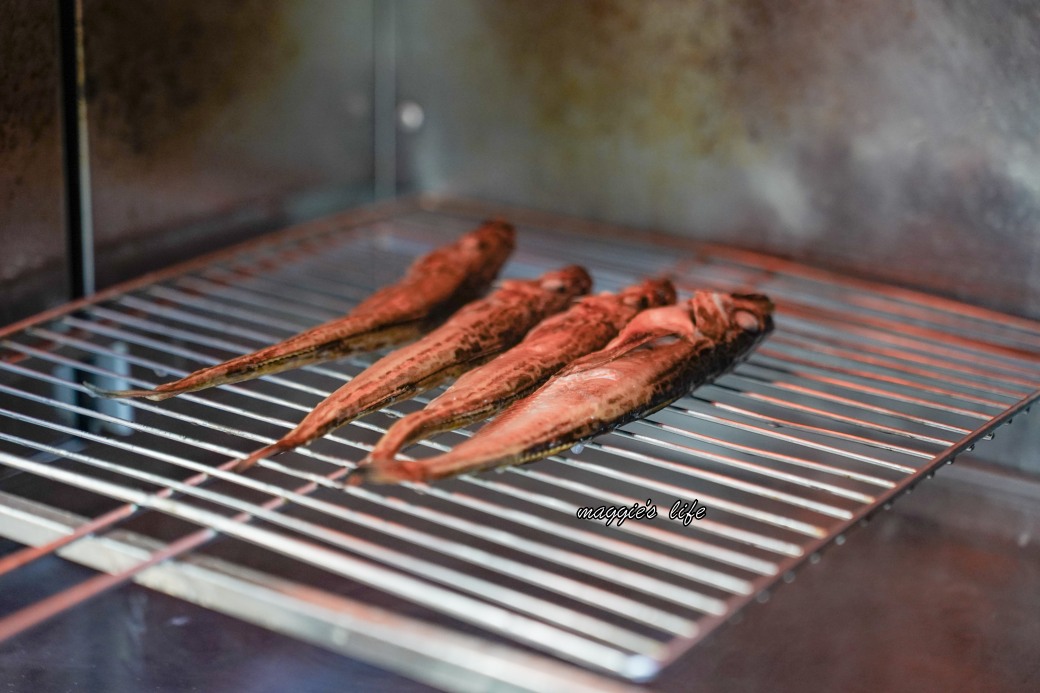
[
  {"left": 86, "top": 221, "right": 516, "bottom": 401},
  {"left": 232, "top": 265, "right": 593, "bottom": 472},
  {"left": 361, "top": 278, "right": 677, "bottom": 468},
  {"left": 349, "top": 291, "right": 773, "bottom": 485}
]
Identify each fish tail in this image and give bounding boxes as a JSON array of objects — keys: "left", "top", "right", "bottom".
[
  {"left": 368, "top": 412, "right": 436, "bottom": 465},
  {"left": 232, "top": 443, "right": 287, "bottom": 473},
  {"left": 81, "top": 368, "right": 242, "bottom": 401},
  {"left": 144, "top": 359, "right": 278, "bottom": 399},
  {"left": 346, "top": 458, "right": 426, "bottom": 486},
  {"left": 352, "top": 443, "right": 493, "bottom": 485},
  {"left": 372, "top": 399, "right": 498, "bottom": 465},
  {"left": 90, "top": 339, "right": 333, "bottom": 402},
  {"left": 82, "top": 381, "right": 169, "bottom": 401}
]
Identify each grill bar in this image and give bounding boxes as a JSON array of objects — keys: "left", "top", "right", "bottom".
[
  {"left": 759, "top": 343, "right": 1017, "bottom": 409},
  {"left": 773, "top": 311, "right": 1040, "bottom": 380},
  {"left": 2, "top": 198, "right": 1038, "bottom": 688},
  {"left": 746, "top": 357, "right": 994, "bottom": 420},
  {"left": 0, "top": 451, "right": 658, "bottom": 678},
  {"left": 0, "top": 507, "right": 217, "bottom": 643},
  {"left": 679, "top": 399, "right": 934, "bottom": 461},
  {"left": 0, "top": 433, "right": 677, "bottom": 657},
  {"left": 770, "top": 332, "right": 1030, "bottom": 398},
  {"left": 706, "top": 381, "right": 960, "bottom": 444},
  {"left": 651, "top": 408, "right": 922, "bottom": 472},
  {"left": 728, "top": 373, "right": 975, "bottom": 434},
  {"left": 0, "top": 366, "right": 744, "bottom": 609},
  {"left": 1, "top": 349, "right": 770, "bottom": 598}
]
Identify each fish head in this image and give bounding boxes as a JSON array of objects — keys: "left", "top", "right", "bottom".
[
  {"left": 728, "top": 293, "right": 775, "bottom": 335},
  {"left": 461, "top": 220, "right": 517, "bottom": 266},
  {"left": 537, "top": 265, "right": 593, "bottom": 299},
  {"left": 688, "top": 291, "right": 775, "bottom": 342},
  {"left": 617, "top": 277, "right": 678, "bottom": 310},
  {"left": 495, "top": 265, "right": 592, "bottom": 313}
]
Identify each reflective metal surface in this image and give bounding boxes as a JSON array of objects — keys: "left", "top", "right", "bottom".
[
  {"left": 0, "top": 0, "right": 68, "bottom": 324},
  {"left": 85, "top": 0, "right": 377, "bottom": 290},
  {"left": 397, "top": 0, "right": 1040, "bottom": 319},
  {"left": 1, "top": 1, "right": 379, "bottom": 324},
  {"left": 1, "top": 199, "right": 1038, "bottom": 689},
  {"left": 4, "top": 455, "right": 1038, "bottom": 692},
  {"left": 654, "top": 457, "right": 1040, "bottom": 693}
]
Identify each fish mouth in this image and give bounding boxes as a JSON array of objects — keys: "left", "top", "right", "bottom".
[
  {"left": 466, "top": 219, "right": 516, "bottom": 254},
  {"left": 539, "top": 265, "right": 593, "bottom": 295},
  {"left": 619, "top": 277, "right": 677, "bottom": 308},
  {"left": 730, "top": 292, "right": 775, "bottom": 315}
]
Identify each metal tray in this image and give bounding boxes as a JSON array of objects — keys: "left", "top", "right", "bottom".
[{"left": 2, "top": 198, "right": 1038, "bottom": 689}]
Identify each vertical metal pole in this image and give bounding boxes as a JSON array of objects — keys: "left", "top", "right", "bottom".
[
  {"left": 58, "top": 0, "right": 98, "bottom": 431},
  {"left": 58, "top": 0, "right": 94, "bottom": 299},
  {"left": 373, "top": 0, "right": 397, "bottom": 200}
]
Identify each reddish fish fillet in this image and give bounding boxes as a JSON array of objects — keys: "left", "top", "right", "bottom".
[
  {"left": 232, "top": 265, "right": 593, "bottom": 472},
  {"left": 350, "top": 291, "right": 774, "bottom": 484},
  {"left": 362, "top": 278, "right": 677, "bottom": 467},
  {"left": 86, "top": 221, "right": 516, "bottom": 401}
]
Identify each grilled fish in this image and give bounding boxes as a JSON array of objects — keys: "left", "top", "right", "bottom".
[
  {"left": 232, "top": 265, "right": 593, "bottom": 472},
  {"left": 349, "top": 291, "right": 774, "bottom": 485},
  {"left": 86, "top": 221, "right": 516, "bottom": 401},
  {"left": 362, "top": 278, "right": 677, "bottom": 467}
]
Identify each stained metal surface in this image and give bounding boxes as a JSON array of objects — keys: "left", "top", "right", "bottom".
[
  {"left": 396, "top": 0, "right": 1040, "bottom": 320},
  {"left": 1, "top": 0, "right": 377, "bottom": 323},
  {"left": 0, "top": 199, "right": 1038, "bottom": 689},
  {"left": 4, "top": 458, "right": 1038, "bottom": 693},
  {"left": 59, "top": 0, "right": 95, "bottom": 300},
  {"left": 84, "top": 0, "right": 377, "bottom": 290},
  {"left": 0, "top": 0, "right": 68, "bottom": 324},
  {"left": 653, "top": 458, "right": 1040, "bottom": 693}
]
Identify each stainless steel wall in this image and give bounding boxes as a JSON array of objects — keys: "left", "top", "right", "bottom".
[
  {"left": 397, "top": 0, "right": 1040, "bottom": 319},
  {"left": 0, "top": 0, "right": 376, "bottom": 324},
  {"left": 0, "top": 1, "right": 68, "bottom": 325},
  {"left": 84, "top": 0, "right": 376, "bottom": 289},
  {"left": 7, "top": 0, "right": 1035, "bottom": 319}
]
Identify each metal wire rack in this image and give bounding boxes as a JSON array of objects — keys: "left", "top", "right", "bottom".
[{"left": 2, "top": 197, "right": 1039, "bottom": 690}]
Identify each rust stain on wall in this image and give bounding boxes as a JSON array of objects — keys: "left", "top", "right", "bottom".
[
  {"left": 0, "top": 0, "right": 66, "bottom": 317},
  {"left": 85, "top": 0, "right": 299, "bottom": 159},
  {"left": 481, "top": 0, "right": 747, "bottom": 158},
  {"left": 0, "top": 1, "right": 60, "bottom": 156},
  {"left": 479, "top": 0, "right": 889, "bottom": 159}
]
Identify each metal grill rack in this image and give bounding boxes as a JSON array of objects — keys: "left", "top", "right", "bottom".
[{"left": 2, "top": 198, "right": 1039, "bottom": 690}]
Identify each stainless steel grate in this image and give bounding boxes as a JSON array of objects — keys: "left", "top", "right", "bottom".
[{"left": 2, "top": 197, "right": 1039, "bottom": 690}]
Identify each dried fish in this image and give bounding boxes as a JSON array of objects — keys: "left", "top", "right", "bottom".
[
  {"left": 350, "top": 291, "right": 773, "bottom": 484},
  {"left": 86, "top": 221, "right": 516, "bottom": 401},
  {"left": 232, "top": 266, "right": 593, "bottom": 472},
  {"left": 362, "top": 278, "right": 677, "bottom": 467}
]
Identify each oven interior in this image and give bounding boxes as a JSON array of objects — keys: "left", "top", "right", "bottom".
[{"left": 2, "top": 3, "right": 1040, "bottom": 692}]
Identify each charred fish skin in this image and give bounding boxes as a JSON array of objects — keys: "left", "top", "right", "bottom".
[
  {"left": 362, "top": 277, "right": 678, "bottom": 465},
  {"left": 86, "top": 221, "right": 516, "bottom": 401},
  {"left": 351, "top": 291, "right": 773, "bottom": 485},
  {"left": 231, "top": 265, "right": 593, "bottom": 472}
]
